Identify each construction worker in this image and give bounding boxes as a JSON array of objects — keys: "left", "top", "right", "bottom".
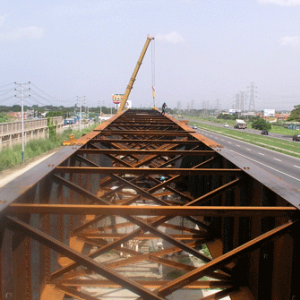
[{"left": 162, "top": 102, "right": 167, "bottom": 115}]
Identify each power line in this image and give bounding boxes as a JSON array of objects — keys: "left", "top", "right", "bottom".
[
  {"left": 0, "top": 96, "right": 19, "bottom": 104},
  {"left": 0, "top": 82, "right": 15, "bottom": 89},
  {"left": 30, "top": 82, "right": 65, "bottom": 102}
]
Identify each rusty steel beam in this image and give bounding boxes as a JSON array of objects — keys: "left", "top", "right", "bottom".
[
  {"left": 8, "top": 204, "right": 297, "bottom": 217},
  {"left": 90, "top": 138, "right": 201, "bottom": 145},
  {"left": 1, "top": 108, "right": 300, "bottom": 299},
  {"left": 56, "top": 279, "right": 234, "bottom": 289},
  {"left": 156, "top": 220, "right": 298, "bottom": 297},
  {"left": 77, "top": 149, "right": 217, "bottom": 156},
  {"left": 54, "top": 166, "right": 242, "bottom": 175},
  {"left": 6, "top": 216, "right": 165, "bottom": 300},
  {"left": 76, "top": 233, "right": 208, "bottom": 240},
  {"left": 96, "top": 130, "right": 193, "bottom": 136}
]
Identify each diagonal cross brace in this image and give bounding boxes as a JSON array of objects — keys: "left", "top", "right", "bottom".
[{"left": 6, "top": 216, "right": 165, "bottom": 300}]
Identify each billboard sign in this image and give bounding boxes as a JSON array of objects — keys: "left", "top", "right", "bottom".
[
  {"left": 112, "top": 94, "right": 124, "bottom": 104},
  {"left": 264, "top": 109, "right": 275, "bottom": 117}
]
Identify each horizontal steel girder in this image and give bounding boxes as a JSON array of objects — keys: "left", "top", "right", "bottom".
[
  {"left": 76, "top": 149, "right": 217, "bottom": 156},
  {"left": 155, "top": 220, "right": 298, "bottom": 297},
  {"left": 54, "top": 166, "right": 242, "bottom": 175},
  {"left": 8, "top": 204, "right": 297, "bottom": 217},
  {"left": 55, "top": 279, "right": 234, "bottom": 289},
  {"left": 95, "top": 130, "right": 193, "bottom": 136},
  {"left": 6, "top": 216, "right": 165, "bottom": 300},
  {"left": 90, "top": 139, "right": 202, "bottom": 145}
]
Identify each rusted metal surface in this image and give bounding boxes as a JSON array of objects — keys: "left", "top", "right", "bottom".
[{"left": 0, "top": 108, "right": 300, "bottom": 300}]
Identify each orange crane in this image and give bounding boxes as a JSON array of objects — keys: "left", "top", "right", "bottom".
[{"left": 117, "top": 35, "right": 154, "bottom": 113}]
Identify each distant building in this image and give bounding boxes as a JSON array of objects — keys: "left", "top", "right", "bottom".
[
  {"left": 8, "top": 112, "right": 20, "bottom": 119},
  {"left": 241, "top": 111, "right": 256, "bottom": 118},
  {"left": 276, "top": 113, "right": 289, "bottom": 121},
  {"left": 229, "top": 109, "right": 241, "bottom": 115}
]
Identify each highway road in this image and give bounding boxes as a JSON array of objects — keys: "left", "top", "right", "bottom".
[
  {"left": 190, "top": 120, "right": 294, "bottom": 141},
  {"left": 195, "top": 127, "right": 300, "bottom": 190}
]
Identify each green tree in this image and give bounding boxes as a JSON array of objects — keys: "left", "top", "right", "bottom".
[
  {"left": 0, "top": 113, "right": 11, "bottom": 123},
  {"left": 217, "top": 113, "right": 237, "bottom": 120},
  {"left": 11, "top": 105, "right": 21, "bottom": 112},
  {"left": 251, "top": 117, "right": 271, "bottom": 130},
  {"left": 287, "top": 105, "right": 300, "bottom": 122},
  {"left": 46, "top": 111, "right": 65, "bottom": 117}
]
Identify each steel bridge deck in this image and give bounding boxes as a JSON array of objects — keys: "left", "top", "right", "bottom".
[{"left": 0, "top": 109, "right": 299, "bottom": 300}]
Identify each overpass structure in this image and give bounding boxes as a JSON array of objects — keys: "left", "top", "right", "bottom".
[
  {"left": 0, "top": 116, "right": 64, "bottom": 149},
  {"left": 0, "top": 109, "right": 299, "bottom": 299}
]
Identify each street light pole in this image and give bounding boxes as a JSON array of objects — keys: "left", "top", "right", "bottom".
[{"left": 21, "top": 83, "right": 25, "bottom": 162}]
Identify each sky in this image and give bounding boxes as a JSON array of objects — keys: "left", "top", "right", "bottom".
[{"left": 1, "top": 0, "right": 300, "bottom": 112}]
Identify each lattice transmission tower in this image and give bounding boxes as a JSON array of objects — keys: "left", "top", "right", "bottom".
[{"left": 248, "top": 82, "right": 257, "bottom": 111}]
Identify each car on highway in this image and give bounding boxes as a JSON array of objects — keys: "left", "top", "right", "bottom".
[
  {"left": 261, "top": 130, "right": 268, "bottom": 135},
  {"left": 292, "top": 134, "right": 300, "bottom": 141},
  {"left": 192, "top": 125, "right": 198, "bottom": 129}
]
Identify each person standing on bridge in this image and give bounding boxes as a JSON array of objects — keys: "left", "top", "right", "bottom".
[{"left": 162, "top": 102, "right": 167, "bottom": 115}]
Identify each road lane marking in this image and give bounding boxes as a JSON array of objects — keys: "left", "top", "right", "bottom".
[
  {"left": 294, "top": 165, "right": 300, "bottom": 169},
  {"left": 274, "top": 158, "right": 281, "bottom": 162},
  {"left": 236, "top": 145, "right": 240, "bottom": 147},
  {"left": 258, "top": 153, "right": 265, "bottom": 156},
  {"left": 246, "top": 148, "right": 251, "bottom": 151},
  {"left": 229, "top": 150, "right": 300, "bottom": 183}
]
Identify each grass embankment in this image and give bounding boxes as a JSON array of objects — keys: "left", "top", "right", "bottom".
[
  {"left": 192, "top": 122, "right": 300, "bottom": 159},
  {"left": 184, "top": 115, "right": 298, "bottom": 136},
  {"left": 0, "top": 124, "right": 99, "bottom": 171}
]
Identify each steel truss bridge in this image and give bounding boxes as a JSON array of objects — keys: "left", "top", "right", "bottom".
[{"left": 0, "top": 109, "right": 299, "bottom": 300}]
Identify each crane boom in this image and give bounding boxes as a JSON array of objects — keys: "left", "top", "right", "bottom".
[{"left": 117, "top": 35, "right": 154, "bottom": 113}]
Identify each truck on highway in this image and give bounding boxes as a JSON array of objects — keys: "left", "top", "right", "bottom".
[{"left": 234, "top": 119, "right": 247, "bottom": 129}]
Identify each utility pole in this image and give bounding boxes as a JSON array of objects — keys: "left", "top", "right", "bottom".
[
  {"left": 15, "top": 82, "right": 30, "bottom": 163},
  {"left": 190, "top": 99, "right": 194, "bottom": 110},
  {"left": 202, "top": 100, "right": 206, "bottom": 116},
  {"left": 215, "top": 98, "right": 220, "bottom": 110},
  {"left": 207, "top": 100, "right": 210, "bottom": 116},
  {"left": 77, "top": 96, "right": 85, "bottom": 131},
  {"left": 99, "top": 100, "right": 103, "bottom": 123}
]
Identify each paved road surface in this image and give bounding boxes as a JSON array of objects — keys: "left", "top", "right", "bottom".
[{"left": 196, "top": 127, "right": 300, "bottom": 190}]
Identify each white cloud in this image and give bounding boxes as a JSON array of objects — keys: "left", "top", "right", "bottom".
[
  {"left": 156, "top": 32, "right": 185, "bottom": 44},
  {"left": 0, "top": 26, "right": 44, "bottom": 41},
  {"left": 279, "top": 35, "right": 300, "bottom": 47},
  {"left": 257, "top": 0, "right": 300, "bottom": 6}
]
